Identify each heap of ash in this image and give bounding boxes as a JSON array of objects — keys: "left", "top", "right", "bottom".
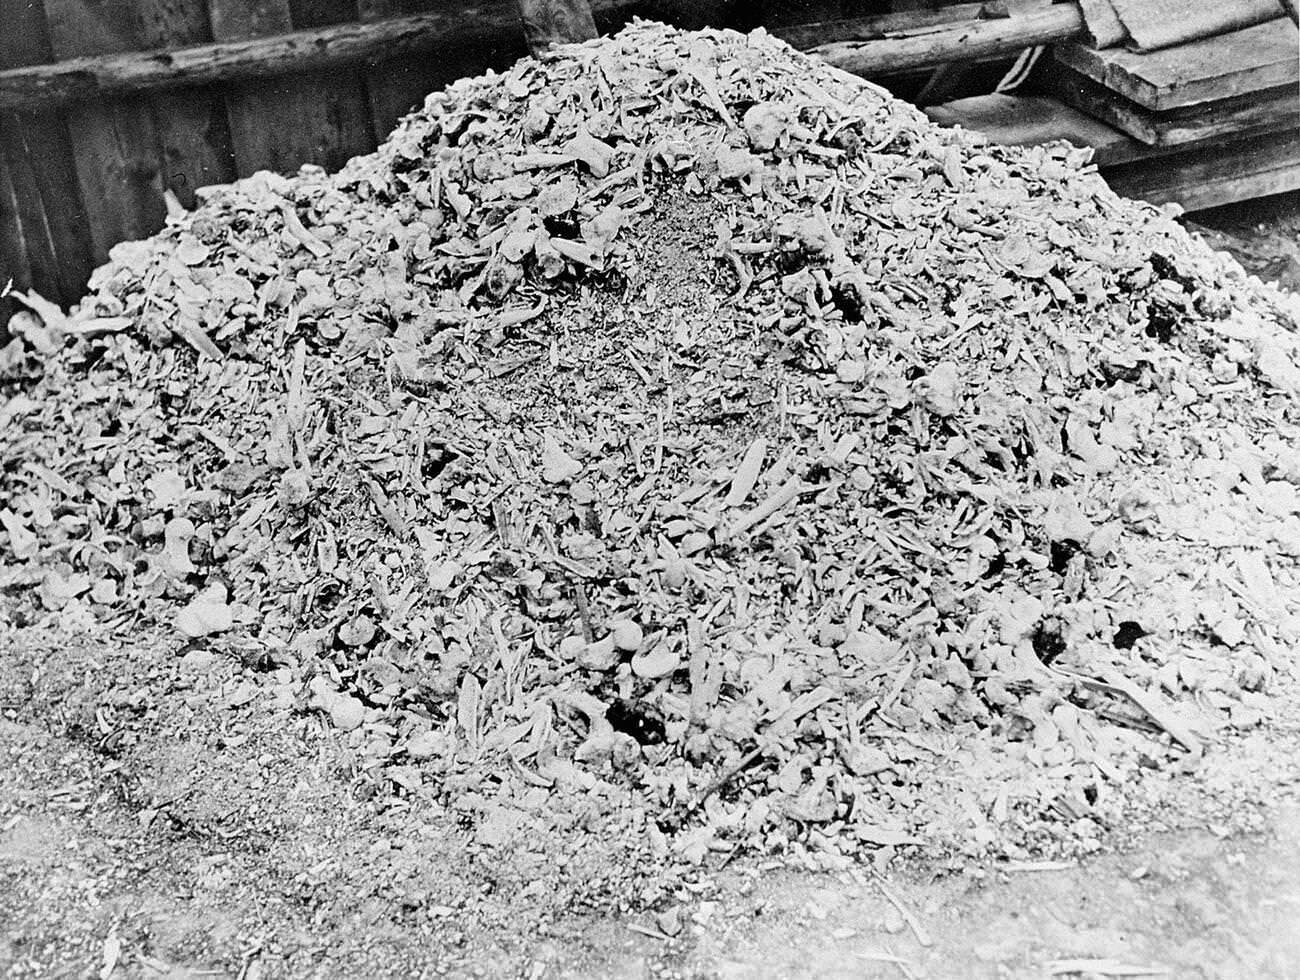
[{"left": 4, "top": 21, "right": 1299, "bottom": 861}]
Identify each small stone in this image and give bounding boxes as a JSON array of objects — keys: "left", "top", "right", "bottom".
[
  {"left": 836, "top": 358, "right": 866, "bottom": 384},
  {"left": 842, "top": 744, "right": 893, "bottom": 777},
  {"left": 1234, "top": 655, "right": 1268, "bottom": 692},
  {"left": 742, "top": 102, "right": 787, "bottom": 152},
  {"left": 1211, "top": 357, "right": 1238, "bottom": 383},
  {"left": 89, "top": 578, "right": 118, "bottom": 604},
  {"left": 1212, "top": 615, "right": 1246, "bottom": 647},
  {"left": 916, "top": 361, "right": 960, "bottom": 417},
  {"left": 277, "top": 467, "right": 312, "bottom": 507}
]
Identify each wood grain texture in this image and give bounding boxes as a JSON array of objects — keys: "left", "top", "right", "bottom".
[
  {"left": 1103, "top": 128, "right": 1300, "bottom": 211},
  {"left": 1054, "top": 19, "right": 1299, "bottom": 110},
  {"left": 136, "top": 0, "right": 237, "bottom": 210},
  {"left": 1049, "top": 67, "right": 1300, "bottom": 147},
  {"left": 755, "top": 0, "right": 843, "bottom": 30},
  {"left": 0, "top": 111, "right": 97, "bottom": 301},
  {"left": 1108, "top": 0, "right": 1283, "bottom": 51},
  {"left": 211, "top": 0, "right": 375, "bottom": 177},
  {"left": 358, "top": 0, "right": 453, "bottom": 148},
  {"left": 925, "top": 92, "right": 1300, "bottom": 211},
  {"left": 1075, "top": 0, "right": 1127, "bottom": 48},
  {"left": 773, "top": 3, "right": 996, "bottom": 50},
  {"left": 811, "top": 5, "right": 1084, "bottom": 76},
  {"left": 0, "top": 119, "right": 33, "bottom": 298},
  {"left": 44, "top": 0, "right": 210, "bottom": 264},
  {"left": 0, "top": 1, "right": 645, "bottom": 110},
  {"left": 0, "top": 0, "right": 96, "bottom": 303}
]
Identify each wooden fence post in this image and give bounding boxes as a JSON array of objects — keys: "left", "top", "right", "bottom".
[{"left": 517, "top": 0, "right": 598, "bottom": 56}]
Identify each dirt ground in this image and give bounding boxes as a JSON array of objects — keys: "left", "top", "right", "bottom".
[
  {"left": 4, "top": 194, "right": 1300, "bottom": 980},
  {"left": 1186, "top": 191, "right": 1300, "bottom": 294},
  {"left": 3, "top": 619, "right": 1299, "bottom": 980}
]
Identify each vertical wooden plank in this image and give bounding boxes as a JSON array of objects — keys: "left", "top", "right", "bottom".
[
  {"left": 45, "top": 0, "right": 238, "bottom": 234},
  {"left": 210, "top": 0, "right": 375, "bottom": 177},
  {"left": 0, "top": 0, "right": 96, "bottom": 305},
  {"left": 42, "top": 0, "right": 170, "bottom": 264},
  {"left": 0, "top": 115, "right": 62, "bottom": 297},
  {"left": 2, "top": 112, "right": 98, "bottom": 303},
  {"left": 0, "top": 135, "right": 32, "bottom": 330},
  {"left": 135, "top": 1, "right": 239, "bottom": 209},
  {"left": 358, "top": 0, "right": 522, "bottom": 144},
  {"left": 359, "top": 0, "right": 425, "bottom": 143}
]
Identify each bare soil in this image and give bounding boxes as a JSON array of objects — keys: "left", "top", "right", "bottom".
[
  {"left": 1187, "top": 191, "right": 1300, "bottom": 294},
  {"left": 3, "top": 613, "right": 1298, "bottom": 979}
]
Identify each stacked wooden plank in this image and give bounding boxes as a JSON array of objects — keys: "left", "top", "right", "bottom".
[
  {"left": 927, "top": 5, "right": 1300, "bottom": 212},
  {"left": 1050, "top": 17, "right": 1298, "bottom": 141}
]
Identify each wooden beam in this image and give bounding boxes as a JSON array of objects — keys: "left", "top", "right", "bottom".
[
  {"left": 517, "top": 0, "right": 598, "bottom": 56},
  {"left": 810, "top": 5, "right": 1085, "bottom": 77},
  {"left": 0, "top": 2, "right": 637, "bottom": 110},
  {"left": 771, "top": 2, "right": 999, "bottom": 51},
  {"left": 210, "top": 0, "right": 374, "bottom": 181}
]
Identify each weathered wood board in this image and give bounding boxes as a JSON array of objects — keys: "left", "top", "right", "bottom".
[
  {"left": 1048, "top": 67, "right": 1300, "bottom": 146},
  {"left": 357, "top": 0, "right": 523, "bottom": 148},
  {"left": 0, "top": 0, "right": 95, "bottom": 303},
  {"left": 43, "top": 0, "right": 167, "bottom": 262},
  {"left": 0, "top": 121, "right": 32, "bottom": 301},
  {"left": 810, "top": 4, "right": 1084, "bottom": 77},
  {"left": 0, "top": 112, "right": 88, "bottom": 301},
  {"left": 358, "top": 0, "right": 424, "bottom": 145},
  {"left": 927, "top": 92, "right": 1300, "bottom": 212},
  {"left": 211, "top": 0, "right": 375, "bottom": 177},
  {"left": 41, "top": 0, "right": 240, "bottom": 263},
  {"left": 1107, "top": 0, "right": 1283, "bottom": 50},
  {"left": 138, "top": 3, "right": 238, "bottom": 211},
  {"left": 1075, "top": 0, "right": 1127, "bottom": 48},
  {"left": 1054, "top": 18, "right": 1300, "bottom": 110},
  {"left": 922, "top": 91, "right": 1281, "bottom": 167},
  {"left": 1104, "top": 127, "right": 1300, "bottom": 211}
]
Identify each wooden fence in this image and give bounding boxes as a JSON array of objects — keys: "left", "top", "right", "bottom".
[{"left": 0, "top": 0, "right": 990, "bottom": 315}]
